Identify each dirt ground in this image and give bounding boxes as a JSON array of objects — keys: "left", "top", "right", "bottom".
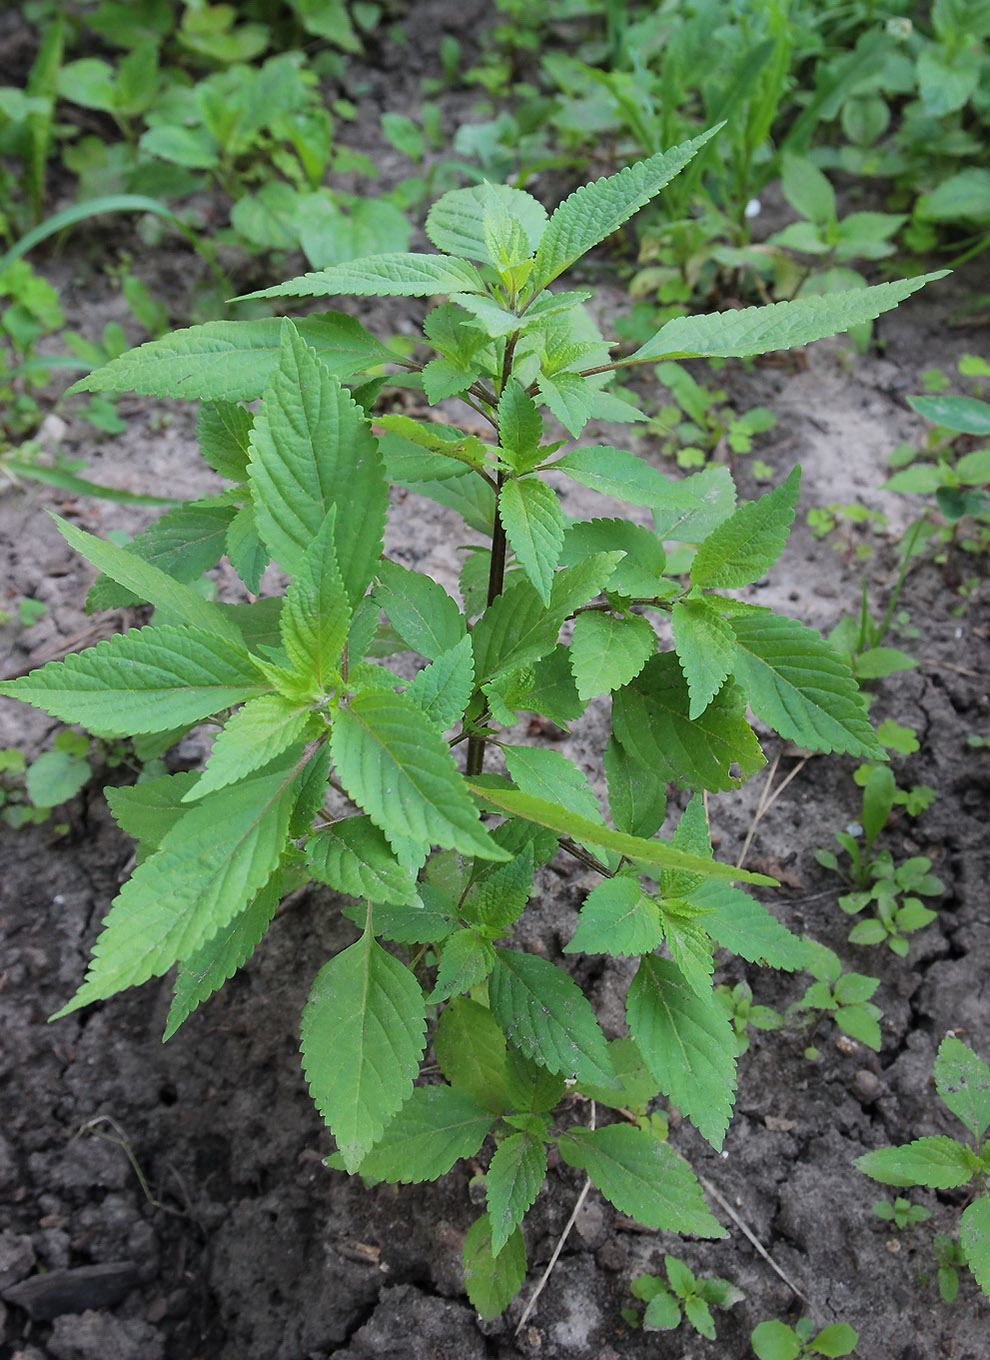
[{"left": 2, "top": 6, "right": 990, "bottom": 1358}]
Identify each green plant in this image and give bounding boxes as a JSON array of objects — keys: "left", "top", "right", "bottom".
[
  {"left": 751, "top": 1316, "right": 859, "bottom": 1359},
  {"left": 647, "top": 360, "right": 777, "bottom": 472},
  {"left": 930, "top": 1230, "right": 969, "bottom": 1303},
  {"left": 716, "top": 979, "right": 784, "bottom": 1055},
  {"left": 807, "top": 501, "right": 887, "bottom": 564},
  {"left": 0, "top": 142, "right": 943, "bottom": 1316},
  {"left": 0, "top": 730, "right": 92, "bottom": 830},
  {"left": 787, "top": 942, "right": 882, "bottom": 1055},
  {"left": 856, "top": 1034, "right": 990, "bottom": 1300},
  {"left": 872, "top": 1194, "right": 931, "bottom": 1230},
  {"left": 624, "top": 1254, "right": 743, "bottom": 1338}
]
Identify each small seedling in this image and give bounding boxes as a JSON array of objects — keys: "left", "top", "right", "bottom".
[
  {"left": 751, "top": 1316, "right": 859, "bottom": 1358},
  {"left": 856, "top": 1034, "right": 990, "bottom": 1301},
  {"left": 0, "top": 730, "right": 92, "bottom": 829},
  {"left": 787, "top": 942, "right": 882, "bottom": 1055},
  {"left": 930, "top": 1231, "right": 969, "bottom": 1304},
  {"left": 872, "top": 1195, "right": 931, "bottom": 1230},
  {"left": 648, "top": 360, "right": 777, "bottom": 472},
  {"left": 626, "top": 1254, "right": 743, "bottom": 1339},
  {"left": 716, "top": 980, "right": 784, "bottom": 1055},
  {"left": 807, "top": 502, "right": 887, "bottom": 563}
]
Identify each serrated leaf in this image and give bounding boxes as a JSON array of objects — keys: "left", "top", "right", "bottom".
[
  {"left": 240, "top": 252, "right": 488, "bottom": 301},
  {"left": 487, "top": 1132, "right": 547, "bottom": 1256},
  {"left": 430, "top": 930, "right": 496, "bottom": 1002},
  {"left": 604, "top": 736, "right": 666, "bottom": 839},
  {"left": 503, "top": 745, "right": 602, "bottom": 827},
  {"left": 376, "top": 560, "right": 466, "bottom": 661},
  {"left": 280, "top": 511, "right": 350, "bottom": 687},
  {"left": 554, "top": 445, "right": 681, "bottom": 509},
  {"left": 306, "top": 814, "right": 420, "bottom": 905},
  {"left": 854, "top": 1136, "right": 976, "bottom": 1188},
  {"left": 960, "top": 1195, "right": 990, "bottom": 1298},
  {"left": 105, "top": 772, "right": 200, "bottom": 855},
  {"left": 225, "top": 503, "right": 268, "bottom": 593},
  {"left": 504, "top": 1047, "right": 567, "bottom": 1114},
  {"left": 578, "top": 1037, "right": 661, "bottom": 1110},
  {"left": 530, "top": 129, "right": 719, "bottom": 293},
  {"left": 671, "top": 599, "right": 737, "bottom": 718},
  {"left": 628, "top": 272, "right": 947, "bottom": 363},
  {"left": 498, "top": 380, "right": 543, "bottom": 471},
  {"left": 488, "top": 949, "right": 615, "bottom": 1087},
  {"left": 537, "top": 369, "right": 596, "bottom": 438},
  {"left": 557, "top": 1124, "right": 724, "bottom": 1235},
  {"left": 462, "top": 845, "right": 536, "bottom": 937},
  {"left": 561, "top": 518, "right": 666, "bottom": 597},
  {"left": 349, "top": 1085, "right": 494, "bottom": 1183},
  {"left": 88, "top": 501, "right": 236, "bottom": 610},
  {"left": 462, "top": 1217, "right": 526, "bottom": 1321},
  {"left": 72, "top": 312, "right": 395, "bottom": 400},
  {"left": 301, "top": 924, "right": 426, "bottom": 1171},
  {"left": 331, "top": 688, "right": 507, "bottom": 861},
  {"left": 248, "top": 323, "right": 387, "bottom": 598},
  {"left": 627, "top": 955, "right": 737, "bottom": 1149},
  {"left": 612, "top": 653, "right": 766, "bottom": 793},
  {"left": 426, "top": 183, "right": 547, "bottom": 262},
  {"left": 196, "top": 401, "right": 253, "bottom": 480},
  {"left": 933, "top": 1035, "right": 990, "bottom": 1141},
  {"left": 643, "top": 1289, "right": 681, "bottom": 1331},
  {"left": 570, "top": 611, "right": 656, "bottom": 701},
  {"left": 499, "top": 479, "right": 565, "bottom": 605},
  {"left": 1, "top": 625, "right": 268, "bottom": 736},
  {"left": 686, "top": 879, "right": 811, "bottom": 971},
  {"left": 434, "top": 997, "right": 510, "bottom": 1114},
  {"left": 164, "top": 876, "right": 282, "bottom": 1040},
  {"left": 405, "top": 634, "right": 475, "bottom": 733},
  {"left": 653, "top": 466, "right": 737, "bottom": 542},
  {"left": 53, "top": 753, "right": 302, "bottom": 1017},
  {"left": 343, "top": 896, "right": 457, "bottom": 944},
  {"left": 183, "top": 695, "right": 312, "bottom": 800},
  {"left": 565, "top": 876, "right": 663, "bottom": 957},
  {"left": 690, "top": 467, "right": 801, "bottom": 589},
  {"left": 728, "top": 609, "right": 880, "bottom": 757}
]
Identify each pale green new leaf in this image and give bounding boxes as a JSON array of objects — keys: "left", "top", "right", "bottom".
[
  {"left": 854, "top": 1136, "right": 976, "bottom": 1188},
  {"left": 565, "top": 876, "right": 664, "bottom": 958},
  {"left": 248, "top": 323, "right": 387, "bottom": 598},
  {"left": 376, "top": 560, "right": 466, "bottom": 661},
  {"left": 462, "top": 1218, "right": 526, "bottom": 1321},
  {"left": 530, "top": 128, "right": 719, "bottom": 293},
  {"left": 183, "top": 695, "right": 312, "bottom": 800},
  {"left": 671, "top": 599, "right": 737, "bottom": 718},
  {"left": 349, "top": 1085, "right": 494, "bottom": 1183},
  {"left": 487, "top": 1132, "right": 547, "bottom": 1256},
  {"left": 306, "top": 814, "right": 421, "bottom": 906},
  {"left": 239, "top": 252, "right": 489, "bottom": 301},
  {"left": 499, "top": 478, "right": 565, "bottom": 605},
  {"left": 331, "top": 688, "right": 508, "bottom": 860},
  {"left": 933, "top": 1035, "right": 990, "bottom": 1141},
  {"left": 570, "top": 611, "right": 656, "bottom": 701},
  {"left": 71, "top": 312, "right": 396, "bottom": 401},
  {"left": 405, "top": 634, "right": 475, "bottom": 732},
  {"left": 430, "top": 930, "right": 496, "bottom": 1002},
  {"left": 53, "top": 752, "right": 302, "bottom": 1017},
  {"left": 630, "top": 272, "right": 947, "bottom": 363},
  {"left": 557, "top": 1124, "right": 724, "bottom": 1236},
  {"left": 0, "top": 625, "right": 268, "bottom": 736},
  {"left": 280, "top": 511, "right": 350, "bottom": 687},
  {"left": 960, "top": 1196, "right": 990, "bottom": 1299},
  {"left": 627, "top": 955, "right": 737, "bottom": 1149},
  {"left": 164, "top": 876, "right": 282, "bottom": 1040},
  {"left": 426, "top": 183, "right": 547, "bottom": 262},
  {"left": 489, "top": 949, "right": 616, "bottom": 1087},
  {"left": 434, "top": 997, "right": 510, "bottom": 1114},
  {"left": 690, "top": 466, "right": 801, "bottom": 589},
  {"left": 728, "top": 609, "right": 880, "bottom": 757},
  {"left": 301, "top": 924, "right": 427, "bottom": 1171}
]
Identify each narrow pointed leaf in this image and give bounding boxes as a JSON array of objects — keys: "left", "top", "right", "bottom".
[
  {"left": 671, "top": 599, "right": 738, "bottom": 718},
  {"left": 462, "top": 1218, "right": 526, "bottom": 1321},
  {"left": 239, "top": 252, "right": 488, "bottom": 300},
  {"left": 487, "top": 1132, "right": 547, "bottom": 1255},
  {"left": 499, "top": 478, "right": 565, "bottom": 605},
  {"left": 183, "top": 695, "right": 312, "bottom": 800},
  {"left": 933, "top": 1035, "right": 990, "bottom": 1141},
  {"left": 854, "top": 1137, "right": 977, "bottom": 1188},
  {"left": 690, "top": 467, "right": 801, "bottom": 589},
  {"left": 686, "top": 879, "right": 812, "bottom": 971},
  {"left": 280, "top": 511, "right": 351, "bottom": 686}
]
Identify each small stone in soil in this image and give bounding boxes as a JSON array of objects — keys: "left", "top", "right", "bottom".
[{"left": 2, "top": 1261, "right": 139, "bottom": 1321}]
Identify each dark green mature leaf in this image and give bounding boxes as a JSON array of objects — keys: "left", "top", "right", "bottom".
[
  {"left": 240, "top": 252, "right": 489, "bottom": 301},
  {"left": 301, "top": 924, "right": 427, "bottom": 1172},
  {"left": 488, "top": 950, "right": 615, "bottom": 1087},
  {"left": 376, "top": 560, "right": 466, "bottom": 661},
  {"left": 332, "top": 688, "right": 508, "bottom": 860},
  {"left": 960, "top": 1196, "right": 990, "bottom": 1298},
  {"left": 686, "top": 879, "right": 811, "bottom": 971},
  {"left": 247, "top": 322, "right": 387, "bottom": 598},
  {"left": 727, "top": 608, "right": 880, "bottom": 757},
  {"left": 53, "top": 752, "right": 303, "bottom": 1017},
  {"left": 628, "top": 272, "right": 947, "bottom": 363},
  {"left": 627, "top": 955, "right": 737, "bottom": 1150},
  {"left": 462, "top": 1218, "right": 526, "bottom": 1320},
  {"left": 499, "top": 478, "right": 565, "bottom": 605},
  {"left": 671, "top": 599, "right": 737, "bottom": 719},
  {"left": 306, "top": 814, "right": 421, "bottom": 906},
  {"left": 0, "top": 625, "right": 268, "bottom": 736},
  {"left": 854, "top": 1137, "right": 977, "bottom": 1189},
  {"left": 570, "top": 611, "right": 656, "bottom": 701},
  {"left": 434, "top": 997, "right": 510, "bottom": 1114},
  {"left": 565, "top": 876, "right": 664, "bottom": 957},
  {"left": 349, "top": 1085, "right": 494, "bottom": 1183},
  {"left": 71, "top": 312, "right": 396, "bottom": 400},
  {"left": 487, "top": 1132, "right": 547, "bottom": 1255},
  {"left": 690, "top": 467, "right": 801, "bottom": 589},
  {"left": 933, "top": 1035, "right": 990, "bottom": 1141},
  {"left": 196, "top": 401, "right": 253, "bottom": 480},
  {"left": 530, "top": 128, "right": 719, "bottom": 293},
  {"left": 557, "top": 1124, "right": 724, "bottom": 1236},
  {"left": 612, "top": 653, "right": 765, "bottom": 793},
  {"left": 604, "top": 736, "right": 667, "bottom": 839}
]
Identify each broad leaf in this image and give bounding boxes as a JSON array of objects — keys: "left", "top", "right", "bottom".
[
  {"left": 348, "top": 1084, "right": 494, "bottom": 1183},
  {"left": 434, "top": 997, "right": 510, "bottom": 1114},
  {"left": 430, "top": 930, "right": 496, "bottom": 1002},
  {"left": 690, "top": 467, "right": 800, "bottom": 589},
  {"left": 1, "top": 625, "right": 268, "bottom": 736},
  {"left": 331, "top": 688, "right": 508, "bottom": 860},
  {"left": 196, "top": 401, "right": 253, "bottom": 480},
  {"left": 488, "top": 949, "right": 616, "bottom": 1087},
  {"left": 565, "top": 876, "right": 664, "bottom": 957},
  {"left": 503, "top": 745, "right": 602, "bottom": 828},
  {"left": 280, "top": 511, "right": 350, "bottom": 687},
  {"left": 557, "top": 1124, "right": 724, "bottom": 1236},
  {"left": 627, "top": 955, "right": 737, "bottom": 1149},
  {"left": 498, "top": 478, "right": 565, "bottom": 605},
  {"left": 105, "top": 771, "right": 200, "bottom": 856},
  {"left": 247, "top": 322, "right": 387, "bottom": 598},
  {"left": 570, "top": 611, "right": 656, "bottom": 701},
  {"left": 462, "top": 1217, "right": 526, "bottom": 1321},
  {"left": 537, "top": 369, "right": 596, "bottom": 438},
  {"left": 240, "top": 252, "right": 488, "bottom": 300},
  {"left": 854, "top": 1136, "right": 977, "bottom": 1189},
  {"left": 728, "top": 609, "right": 880, "bottom": 757},
  {"left": 960, "top": 1195, "right": 990, "bottom": 1298},
  {"left": 306, "top": 814, "right": 421, "bottom": 906},
  {"left": 301, "top": 923, "right": 427, "bottom": 1171},
  {"left": 487, "top": 1132, "right": 547, "bottom": 1255},
  {"left": 426, "top": 183, "right": 547, "bottom": 262},
  {"left": 554, "top": 445, "right": 674, "bottom": 508},
  {"left": 561, "top": 517, "right": 667, "bottom": 597},
  {"left": 604, "top": 736, "right": 667, "bottom": 839},
  {"left": 405, "top": 635, "right": 475, "bottom": 733},
  {"left": 628, "top": 272, "right": 947, "bottom": 362},
  {"left": 376, "top": 560, "right": 466, "bottom": 661},
  {"left": 671, "top": 600, "right": 737, "bottom": 718},
  {"left": 686, "top": 879, "right": 811, "bottom": 971},
  {"left": 933, "top": 1035, "right": 990, "bottom": 1141},
  {"left": 183, "top": 695, "right": 312, "bottom": 799}
]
